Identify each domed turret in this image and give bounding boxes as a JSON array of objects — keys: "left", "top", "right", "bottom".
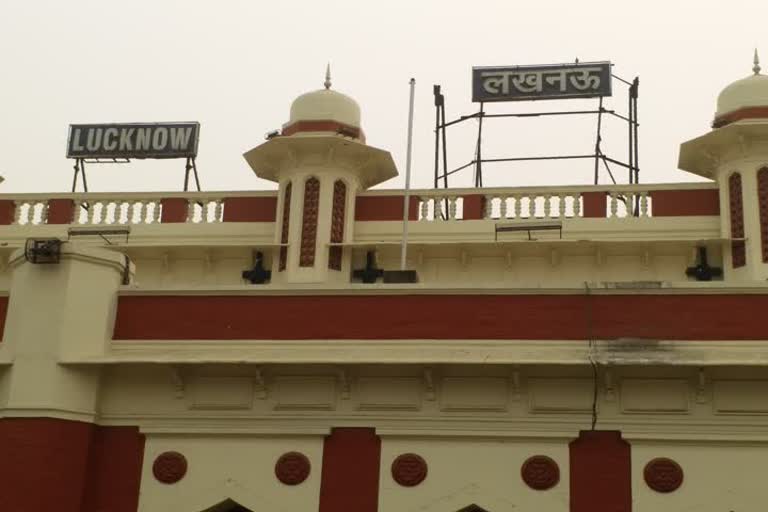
[
  {"left": 243, "top": 66, "right": 398, "bottom": 284},
  {"left": 714, "top": 50, "right": 768, "bottom": 127},
  {"left": 679, "top": 50, "right": 768, "bottom": 281},
  {"left": 281, "top": 65, "right": 364, "bottom": 141}
]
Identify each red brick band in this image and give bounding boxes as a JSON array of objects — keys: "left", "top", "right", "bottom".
[
  {"left": 713, "top": 106, "right": 768, "bottom": 128},
  {"left": 282, "top": 120, "right": 364, "bottom": 142},
  {"left": 113, "top": 293, "right": 768, "bottom": 341}
]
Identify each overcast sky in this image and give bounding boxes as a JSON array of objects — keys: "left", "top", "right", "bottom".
[{"left": 0, "top": 0, "right": 765, "bottom": 193}]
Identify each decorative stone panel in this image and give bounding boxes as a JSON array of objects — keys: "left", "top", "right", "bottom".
[
  {"left": 391, "top": 453, "right": 428, "bottom": 487},
  {"left": 644, "top": 457, "right": 683, "bottom": 493},
  {"left": 152, "top": 451, "right": 188, "bottom": 484},
  {"left": 275, "top": 451, "right": 311, "bottom": 485},
  {"left": 521, "top": 455, "right": 560, "bottom": 490},
  {"left": 328, "top": 180, "right": 346, "bottom": 270},
  {"left": 759, "top": 167, "right": 768, "bottom": 262},
  {"left": 729, "top": 172, "right": 745, "bottom": 268},
  {"left": 300, "top": 177, "right": 320, "bottom": 267},
  {"left": 279, "top": 182, "right": 291, "bottom": 271}
]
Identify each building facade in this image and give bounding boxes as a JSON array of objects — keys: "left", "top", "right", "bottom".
[{"left": 1, "top": 58, "right": 768, "bottom": 511}]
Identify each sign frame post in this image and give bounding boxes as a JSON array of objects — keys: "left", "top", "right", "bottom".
[{"left": 66, "top": 122, "right": 201, "bottom": 192}]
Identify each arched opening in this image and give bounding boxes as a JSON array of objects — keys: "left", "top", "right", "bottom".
[
  {"left": 300, "top": 176, "right": 320, "bottom": 267},
  {"left": 200, "top": 498, "right": 254, "bottom": 512},
  {"left": 457, "top": 505, "right": 490, "bottom": 512}
]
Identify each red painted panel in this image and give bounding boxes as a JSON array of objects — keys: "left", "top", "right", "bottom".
[
  {"left": 222, "top": 197, "right": 277, "bottom": 222},
  {"left": 282, "top": 120, "right": 364, "bottom": 142},
  {"left": 300, "top": 177, "right": 320, "bottom": 267},
  {"left": 582, "top": 192, "right": 606, "bottom": 218},
  {"left": 355, "top": 196, "right": 419, "bottom": 221},
  {"left": 650, "top": 189, "right": 720, "bottom": 216},
  {"left": 47, "top": 199, "right": 76, "bottom": 224},
  {"left": 113, "top": 294, "right": 768, "bottom": 341},
  {"left": 570, "top": 431, "right": 631, "bottom": 512},
  {"left": 160, "top": 198, "right": 188, "bottom": 223},
  {"left": 730, "top": 173, "right": 746, "bottom": 268},
  {"left": 0, "top": 296, "right": 7, "bottom": 342},
  {"left": 713, "top": 106, "right": 768, "bottom": 128},
  {"left": 0, "top": 199, "right": 15, "bottom": 225},
  {"left": 319, "top": 428, "right": 381, "bottom": 512},
  {"left": 82, "top": 426, "right": 146, "bottom": 512},
  {"left": 758, "top": 168, "right": 768, "bottom": 262},
  {"left": 462, "top": 194, "right": 486, "bottom": 220},
  {"left": 0, "top": 419, "right": 145, "bottom": 512},
  {"left": 279, "top": 184, "right": 292, "bottom": 271}
]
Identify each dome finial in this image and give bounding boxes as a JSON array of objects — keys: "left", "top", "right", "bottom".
[
  {"left": 754, "top": 49, "right": 761, "bottom": 75},
  {"left": 324, "top": 63, "right": 332, "bottom": 90}
]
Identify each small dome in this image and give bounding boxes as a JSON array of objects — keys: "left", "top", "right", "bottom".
[
  {"left": 716, "top": 74, "right": 768, "bottom": 117},
  {"left": 289, "top": 89, "right": 361, "bottom": 128},
  {"left": 715, "top": 50, "right": 768, "bottom": 118}
]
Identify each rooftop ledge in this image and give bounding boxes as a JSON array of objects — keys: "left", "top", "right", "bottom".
[
  {"left": 56, "top": 340, "right": 768, "bottom": 367},
  {"left": 0, "top": 182, "right": 719, "bottom": 227},
  {"left": 115, "top": 281, "right": 768, "bottom": 296}
]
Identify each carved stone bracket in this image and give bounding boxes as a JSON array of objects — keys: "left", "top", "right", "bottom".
[
  {"left": 423, "top": 368, "right": 436, "bottom": 401},
  {"left": 254, "top": 367, "right": 268, "bottom": 399}
]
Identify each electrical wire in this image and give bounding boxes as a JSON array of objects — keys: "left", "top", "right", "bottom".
[{"left": 585, "top": 281, "right": 599, "bottom": 430}]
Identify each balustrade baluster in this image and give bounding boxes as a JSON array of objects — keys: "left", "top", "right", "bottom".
[
  {"left": 448, "top": 197, "right": 457, "bottom": 220},
  {"left": 574, "top": 194, "right": 582, "bottom": 217},
  {"left": 543, "top": 194, "right": 552, "bottom": 219},
  {"left": 483, "top": 195, "right": 492, "bottom": 219},
  {"left": 149, "top": 201, "right": 160, "bottom": 223},
  {"left": 640, "top": 192, "right": 649, "bottom": 217},
  {"left": 214, "top": 199, "right": 224, "bottom": 223},
  {"left": 13, "top": 201, "right": 23, "bottom": 225},
  {"left": 499, "top": 196, "right": 508, "bottom": 219},
  {"left": 434, "top": 196, "right": 443, "bottom": 221},
  {"left": 609, "top": 193, "right": 619, "bottom": 218}
]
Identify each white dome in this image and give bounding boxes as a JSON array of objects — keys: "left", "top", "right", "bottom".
[
  {"left": 715, "top": 51, "right": 768, "bottom": 118},
  {"left": 289, "top": 88, "right": 361, "bottom": 128},
  {"left": 716, "top": 73, "right": 768, "bottom": 117}
]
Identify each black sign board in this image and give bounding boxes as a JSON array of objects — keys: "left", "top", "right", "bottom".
[
  {"left": 67, "top": 122, "right": 200, "bottom": 159},
  {"left": 472, "top": 62, "right": 612, "bottom": 102}
]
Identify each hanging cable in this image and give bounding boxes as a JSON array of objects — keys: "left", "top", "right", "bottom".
[{"left": 585, "top": 281, "right": 599, "bottom": 430}]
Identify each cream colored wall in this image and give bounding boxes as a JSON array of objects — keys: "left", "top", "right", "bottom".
[
  {"left": 0, "top": 368, "right": 9, "bottom": 410},
  {"left": 139, "top": 434, "right": 324, "bottom": 512},
  {"left": 1, "top": 243, "right": 126, "bottom": 421},
  {"left": 93, "top": 364, "right": 768, "bottom": 511},
  {"left": 379, "top": 438, "right": 569, "bottom": 512},
  {"left": 718, "top": 158, "right": 768, "bottom": 281},
  {"left": 97, "top": 365, "right": 768, "bottom": 439},
  {"left": 631, "top": 442, "right": 768, "bottom": 511}
]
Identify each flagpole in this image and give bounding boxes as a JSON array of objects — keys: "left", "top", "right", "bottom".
[{"left": 401, "top": 78, "right": 416, "bottom": 270}]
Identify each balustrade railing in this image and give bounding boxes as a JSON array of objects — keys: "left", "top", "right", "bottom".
[
  {"left": 4, "top": 192, "right": 274, "bottom": 226},
  {"left": 414, "top": 185, "right": 661, "bottom": 222},
  {"left": 1, "top": 183, "right": 716, "bottom": 226}
]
